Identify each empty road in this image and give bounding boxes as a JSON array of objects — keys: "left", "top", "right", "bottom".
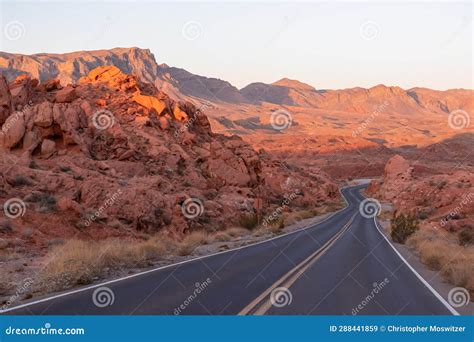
[{"left": 3, "top": 185, "right": 457, "bottom": 315}]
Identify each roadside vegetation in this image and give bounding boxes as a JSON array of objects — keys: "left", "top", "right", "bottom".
[
  {"left": 390, "top": 213, "right": 419, "bottom": 244},
  {"left": 1, "top": 202, "right": 342, "bottom": 303},
  {"left": 407, "top": 228, "right": 474, "bottom": 293}
]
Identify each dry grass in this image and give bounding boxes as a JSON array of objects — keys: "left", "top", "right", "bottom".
[
  {"left": 225, "top": 227, "right": 250, "bottom": 237},
  {"left": 177, "top": 231, "right": 209, "bottom": 256},
  {"left": 209, "top": 227, "right": 249, "bottom": 243},
  {"left": 39, "top": 235, "right": 177, "bottom": 292},
  {"left": 212, "top": 231, "right": 232, "bottom": 242},
  {"left": 407, "top": 228, "right": 474, "bottom": 292}
]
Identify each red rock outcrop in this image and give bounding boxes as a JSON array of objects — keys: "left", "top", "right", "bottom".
[
  {"left": 368, "top": 155, "right": 474, "bottom": 232},
  {"left": 0, "top": 66, "right": 339, "bottom": 249}
]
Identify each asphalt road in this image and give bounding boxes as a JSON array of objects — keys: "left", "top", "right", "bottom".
[{"left": 3, "top": 185, "right": 457, "bottom": 315}]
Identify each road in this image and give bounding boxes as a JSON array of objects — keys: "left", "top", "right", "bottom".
[{"left": 3, "top": 185, "right": 457, "bottom": 315}]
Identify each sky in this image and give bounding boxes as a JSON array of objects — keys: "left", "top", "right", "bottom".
[{"left": 0, "top": 1, "right": 472, "bottom": 90}]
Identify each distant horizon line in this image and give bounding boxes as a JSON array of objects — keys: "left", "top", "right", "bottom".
[{"left": 1, "top": 46, "right": 472, "bottom": 92}]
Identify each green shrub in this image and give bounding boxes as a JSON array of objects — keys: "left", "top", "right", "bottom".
[{"left": 391, "top": 213, "right": 419, "bottom": 244}]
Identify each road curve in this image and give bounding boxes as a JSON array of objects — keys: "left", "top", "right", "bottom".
[{"left": 3, "top": 185, "right": 456, "bottom": 315}]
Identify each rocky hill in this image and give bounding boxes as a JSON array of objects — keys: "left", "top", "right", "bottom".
[{"left": 0, "top": 66, "right": 338, "bottom": 250}]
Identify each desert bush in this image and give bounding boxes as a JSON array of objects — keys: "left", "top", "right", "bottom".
[
  {"left": 40, "top": 236, "right": 173, "bottom": 291},
  {"left": 458, "top": 228, "right": 473, "bottom": 246},
  {"left": 212, "top": 231, "right": 232, "bottom": 242},
  {"left": 437, "top": 180, "right": 448, "bottom": 190},
  {"left": 408, "top": 229, "right": 474, "bottom": 291},
  {"left": 225, "top": 227, "right": 250, "bottom": 237},
  {"left": 59, "top": 165, "right": 72, "bottom": 172},
  {"left": 0, "top": 220, "right": 13, "bottom": 233},
  {"left": 390, "top": 213, "right": 419, "bottom": 244},
  {"left": 10, "top": 175, "right": 34, "bottom": 187},
  {"left": 0, "top": 279, "right": 12, "bottom": 296},
  {"left": 238, "top": 213, "right": 258, "bottom": 230},
  {"left": 177, "top": 231, "right": 209, "bottom": 256}
]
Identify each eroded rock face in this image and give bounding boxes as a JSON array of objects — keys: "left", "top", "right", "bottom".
[
  {"left": 0, "top": 75, "right": 13, "bottom": 125},
  {"left": 0, "top": 66, "right": 339, "bottom": 248},
  {"left": 368, "top": 157, "right": 474, "bottom": 233}
]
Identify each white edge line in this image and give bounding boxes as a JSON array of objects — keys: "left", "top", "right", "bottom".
[
  {"left": 1, "top": 186, "right": 355, "bottom": 314},
  {"left": 372, "top": 217, "right": 460, "bottom": 316}
]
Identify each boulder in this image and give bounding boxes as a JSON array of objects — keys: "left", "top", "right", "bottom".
[
  {"left": 55, "top": 86, "right": 77, "bottom": 103},
  {"left": 40, "top": 139, "right": 56, "bottom": 157},
  {"left": 0, "top": 75, "right": 13, "bottom": 125},
  {"left": 0, "top": 112, "right": 25, "bottom": 148},
  {"left": 34, "top": 101, "right": 54, "bottom": 127},
  {"left": 384, "top": 155, "right": 410, "bottom": 178}
]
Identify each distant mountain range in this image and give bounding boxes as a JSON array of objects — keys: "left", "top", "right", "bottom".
[{"left": 1, "top": 47, "right": 472, "bottom": 116}]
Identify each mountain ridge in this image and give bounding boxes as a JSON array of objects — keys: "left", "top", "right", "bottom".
[{"left": 1, "top": 47, "right": 472, "bottom": 115}]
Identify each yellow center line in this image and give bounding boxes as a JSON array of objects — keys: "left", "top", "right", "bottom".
[{"left": 238, "top": 212, "right": 357, "bottom": 316}]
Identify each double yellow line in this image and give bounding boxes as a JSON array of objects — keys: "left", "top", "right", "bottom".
[{"left": 238, "top": 212, "right": 357, "bottom": 315}]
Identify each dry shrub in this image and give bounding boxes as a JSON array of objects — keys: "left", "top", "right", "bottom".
[
  {"left": 0, "top": 279, "right": 12, "bottom": 296},
  {"left": 407, "top": 228, "right": 474, "bottom": 292},
  {"left": 391, "top": 213, "right": 419, "bottom": 244},
  {"left": 225, "top": 227, "right": 250, "bottom": 237},
  {"left": 177, "top": 231, "right": 209, "bottom": 256},
  {"left": 212, "top": 231, "right": 232, "bottom": 242},
  {"left": 238, "top": 213, "right": 258, "bottom": 230},
  {"left": 39, "top": 236, "right": 175, "bottom": 292}
]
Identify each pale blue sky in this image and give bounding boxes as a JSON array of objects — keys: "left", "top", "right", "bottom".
[{"left": 0, "top": 1, "right": 472, "bottom": 90}]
